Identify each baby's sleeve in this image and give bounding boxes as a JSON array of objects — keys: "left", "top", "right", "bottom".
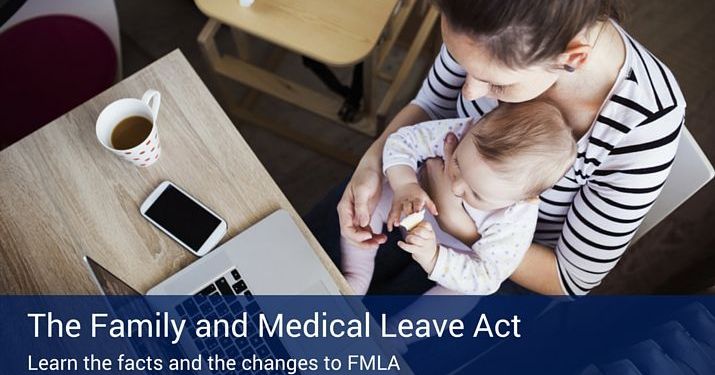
[
  {"left": 429, "top": 204, "right": 538, "bottom": 294},
  {"left": 382, "top": 118, "right": 471, "bottom": 174}
]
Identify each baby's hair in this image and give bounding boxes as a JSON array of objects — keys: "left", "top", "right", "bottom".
[{"left": 471, "top": 101, "right": 576, "bottom": 197}]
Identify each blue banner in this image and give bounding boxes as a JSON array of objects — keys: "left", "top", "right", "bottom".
[{"left": 1, "top": 296, "right": 714, "bottom": 374}]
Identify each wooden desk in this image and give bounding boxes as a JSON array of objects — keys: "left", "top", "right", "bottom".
[
  {"left": 195, "top": 0, "right": 439, "bottom": 164},
  {"left": 0, "top": 50, "right": 350, "bottom": 295}
]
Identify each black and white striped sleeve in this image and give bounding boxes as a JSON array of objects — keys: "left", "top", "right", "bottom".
[
  {"left": 411, "top": 44, "right": 466, "bottom": 120},
  {"left": 554, "top": 100, "right": 685, "bottom": 296}
]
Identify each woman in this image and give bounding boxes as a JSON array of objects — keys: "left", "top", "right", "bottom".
[{"left": 313, "top": 0, "right": 685, "bottom": 296}]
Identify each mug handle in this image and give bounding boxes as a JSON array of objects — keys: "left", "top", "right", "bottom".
[{"left": 141, "top": 89, "right": 161, "bottom": 121}]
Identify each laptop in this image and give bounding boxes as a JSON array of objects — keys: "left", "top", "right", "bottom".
[
  {"left": 85, "top": 209, "right": 409, "bottom": 374},
  {"left": 84, "top": 210, "right": 339, "bottom": 374},
  {"left": 145, "top": 209, "right": 340, "bottom": 296}
]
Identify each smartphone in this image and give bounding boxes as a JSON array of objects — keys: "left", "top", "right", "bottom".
[{"left": 140, "top": 181, "right": 227, "bottom": 256}]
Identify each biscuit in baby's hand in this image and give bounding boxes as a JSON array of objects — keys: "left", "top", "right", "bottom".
[{"left": 400, "top": 209, "right": 426, "bottom": 231}]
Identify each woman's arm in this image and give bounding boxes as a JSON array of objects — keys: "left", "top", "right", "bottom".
[
  {"left": 509, "top": 243, "right": 565, "bottom": 295},
  {"left": 339, "top": 44, "right": 467, "bottom": 246},
  {"left": 337, "top": 104, "right": 431, "bottom": 247},
  {"left": 519, "top": 103, "right": 685, "bottom": 296}
]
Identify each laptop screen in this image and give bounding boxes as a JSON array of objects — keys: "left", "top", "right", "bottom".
[
  {"left": 84, "top": 256, "right": 192, "bottom": 374},
  {"left": 85, "top": 256, "right": 141, "bottom": 296}
]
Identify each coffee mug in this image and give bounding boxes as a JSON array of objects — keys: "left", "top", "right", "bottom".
[{"left": 96, "top": 89, "right": 162, "bottom": 167}]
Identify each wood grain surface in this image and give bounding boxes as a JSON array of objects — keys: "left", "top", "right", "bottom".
[{"left": 0, "top": 50, "right": 351, "bottom": 295}]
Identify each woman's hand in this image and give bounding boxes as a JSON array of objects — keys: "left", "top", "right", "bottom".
[
  {"left": 420, "top": 133, "right": 480, "bottom": 245},
  {"left": 337, "top": 103, "right": 431, "bottom": 249},
  {"left": 337, "top": 162, "right": 388, "bottom": 248}
]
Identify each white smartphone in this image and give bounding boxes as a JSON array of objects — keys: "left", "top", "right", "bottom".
[{"left": 140, "top": 181, "right": 227, "bottom": 256}]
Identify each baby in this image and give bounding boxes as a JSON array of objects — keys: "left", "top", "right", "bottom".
[{"left": 341, "top": 101, "right": 576, "bottom": 295}]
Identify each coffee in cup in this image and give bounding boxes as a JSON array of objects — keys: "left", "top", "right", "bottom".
[
  {"left": 96, "top": 90, "right": 162, "bottom": 167},
  {"left": 111, "top": 116, "right": 153, "bottom": 150}
]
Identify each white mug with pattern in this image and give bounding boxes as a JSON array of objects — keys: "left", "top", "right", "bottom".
[{"left": 96, "top": 89, "right": 162, "bottom": 167}]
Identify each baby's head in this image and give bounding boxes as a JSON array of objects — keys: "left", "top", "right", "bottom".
[{"left": 448, "top": 101, "right": 576, "bottom": 210}]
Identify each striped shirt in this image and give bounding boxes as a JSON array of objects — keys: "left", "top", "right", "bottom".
[{"left": 410, "top": 22, "right": 686, "bottom": 296}]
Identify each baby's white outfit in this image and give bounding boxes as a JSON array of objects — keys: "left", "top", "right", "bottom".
[{"left": 341, "top": 118, "right": 539, "bottom": 295}]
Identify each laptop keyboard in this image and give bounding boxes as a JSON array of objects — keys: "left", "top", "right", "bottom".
[
  {"left": 173, "top": 268, "right": 289, "bottom": 375},
  {"left": 195, "top": 269, "right": 251, "bottom": 297}
]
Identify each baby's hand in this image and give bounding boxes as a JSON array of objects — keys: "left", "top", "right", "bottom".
[
  {"left": 388, "top": 182, "right": 438, "bottom": 231},
  {"left": 398, "top": 221, "right": 439, "bottom": 274}
]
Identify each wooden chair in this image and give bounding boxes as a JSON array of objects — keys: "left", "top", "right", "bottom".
[{"left": 196, "top": 0, "right": 440, "bottom": 165}]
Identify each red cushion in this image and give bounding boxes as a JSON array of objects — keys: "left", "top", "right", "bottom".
[{"left": 0, "top": 15, "right": 117, "bottom": 148}]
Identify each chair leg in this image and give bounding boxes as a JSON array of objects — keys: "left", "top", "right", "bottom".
[
  {"left": 230, "top": 27, "right": 252, "bottom": 62},
  {"left": 376, "top": 6, "right": 439, "bottom": 123}
]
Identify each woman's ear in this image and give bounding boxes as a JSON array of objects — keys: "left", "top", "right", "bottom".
[{"left": 555, "top": 40, "right": 592, "bottom": 71}]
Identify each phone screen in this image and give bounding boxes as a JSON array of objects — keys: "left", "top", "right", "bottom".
[{"left": 144, "top": 185, "right": 221, "bottom": 251}]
